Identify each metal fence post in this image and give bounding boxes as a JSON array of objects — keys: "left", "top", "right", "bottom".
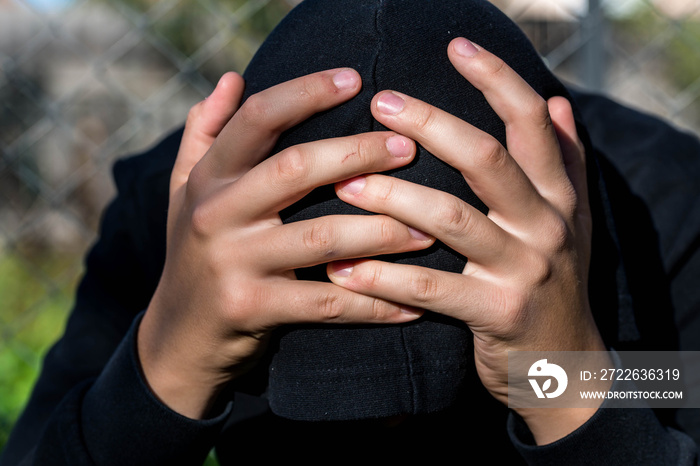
[{"left": 582, "top": 0, "right": 606, "bottom": 92}]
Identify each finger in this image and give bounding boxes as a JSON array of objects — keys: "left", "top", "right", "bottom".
[
  {"left": 229, "top": 132, "right": 415, "bottom": 220},
  {"left": 172, "top": 72, "right": 244, "bottom": 204},
  {"left": 446, "top": 37, "right": 570, "bottom": 199},
  {"left": 548, "top": 97, "right": 588, "bottom": 216},
  {"left": 371, "top": 90, "right": 545, "bottom": 226},
  {"left": 246, "top": 280, "right": 423, "bottom": 330},
  {"left": 327, "top": 259, "right": 497, "bottom": 326},
  {"left": 197, "top": 68, "right": 362, "bottom": 180},
  {"left": 335, "top": 174, "right": 513, "bottom": 266},
  {"left": 251, "top": 214, "right": 434, "bottom": 271}
]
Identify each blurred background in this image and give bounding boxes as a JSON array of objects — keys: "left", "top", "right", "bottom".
[{"left": 1, "top": 0, "right": 700, "bottom": 455}]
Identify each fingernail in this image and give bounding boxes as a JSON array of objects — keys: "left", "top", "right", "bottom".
[
  {"left": 377, "top": 92, "right": 405, "bottom": 115},
  {"left": 400, "top": 307, "right": 423, "bottom": 317},
  {"left": 408, "top": 227, "right": 432, "bottom": 241},
  {"left": 385, "top": 135, "right": 412, "bottom": 158},
  {"left": 338, "top": 176, "right": 366, "bottom": 195},
  {"left": 333, "top": 70, "right": 359, "bottom": 90},
  {"left": 331, "top": 261, "right": 354, "bottom": 277},
  {"left": 455, "top": 37, "right": 479, "bottom": 57}
]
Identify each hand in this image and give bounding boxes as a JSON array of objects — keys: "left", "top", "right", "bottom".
[
  {"left": 327, "top": 38, "right": 609, "bottom": 444},
  {"left": 138, "top": 69, "right": 433, "bottom": 419}
]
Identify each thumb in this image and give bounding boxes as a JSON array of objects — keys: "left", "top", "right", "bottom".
[{"left": 171, "top": 72, "right": 245, "bottom": 201}]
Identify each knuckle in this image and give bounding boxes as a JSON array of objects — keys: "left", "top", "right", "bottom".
[
  {"left": 302, "top": 222, "right": 336, "bottom": 256},
  {"left": 189, "top": 200, "right": 218, "bottom": 238},
  {"left": 273, "top": 147, "right": 308, "bottom": 183},
  {"left": 370, "top": 298, "right": 391, "bottom": 320},
  {"left": 316, "top": 292, "right": 345, "bottom": 320},
  {"left": 224, "top": 283, "right": 260, "bottom": 318},
  {"left": 542, "top": 213, "right": 572, "bottom": 253},
  {"left": 411, "top": 105, "right": 438, "bottom": 136},
  {"left": 375, "top": 216, "right": 398, "bottom": 246},
  {"left": 408, "top": 270, "right": 440, "bottom": 305},
  {"left": 524, "top": 97, "right": 552, "bottom": 131},
  {"left": 292, "top": 74, "right": 335, "bottom": 107},
  {"left": 434, "top": 195, "right": 474, "bottom": 238},
  {"left": 473, "top": 135, "right": 507, "bottom": 172},
  {"left": 358, "top": 263, "right": 384, "bottom": 290},
  {"left": 237, "top": 94, "right": 269, "bottom": 129},
  {"left": 526, "top": 251, "right": 554, "bottom": 287},
  {"left": 481, "top": 54, "right": 508, "bottom": 81},
  {"left": 373, "top": 177, "right": 396, "bottom": 204},
  {"left": 499, "top": 288, "right": 529, "bottom": 328},
  {"left": 297, "top": 75, "right": 321, "bottom": 101},
  {"left": 353, "top": 135, "right": 376, "bottom": 167},
  {"left": 561, "top": 182, "right": 580, "bottom": 216}
]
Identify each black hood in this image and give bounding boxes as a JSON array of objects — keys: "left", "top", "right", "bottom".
[{"left": 239, "top": 0, "right": 626, "bottom": 421}]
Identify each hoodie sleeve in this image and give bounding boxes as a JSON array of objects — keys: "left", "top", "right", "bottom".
[
  {"left": 6, "top": 314, "right": 231, "bottom": 466},
  {"left": 507, "top": 350, "right": 698, "bottom": 465},
  {"left": 0, "top": 130, "right": 229, "bottom": 466},
  {"left": 508, "top": 405, "right": 697, "bottom": 466}
]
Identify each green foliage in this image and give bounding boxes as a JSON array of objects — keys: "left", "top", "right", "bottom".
[
  {"left": 612, "top": 5, "right": 700, "bottom": 93},
  {"left": 204, "top": 451, "right": 222, "bottom": 466},
  {"left": 0, "top": 251, "right": 78, "bottom": 453},
  {"left": 667, "top": 23, "right": 700, "bottom": 91}
]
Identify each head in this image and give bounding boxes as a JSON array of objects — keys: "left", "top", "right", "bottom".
[{"left": 238, "top": 0, "right": 612, "bottom": 421}]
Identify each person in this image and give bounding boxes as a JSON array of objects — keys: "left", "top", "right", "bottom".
[{"left": 1, "top": 0, "right": 699, "bottom": 464}]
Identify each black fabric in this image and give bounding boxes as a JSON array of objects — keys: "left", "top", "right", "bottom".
[
  {"left": 238, "top": 0, "right": 624, "bottom": 421},
  {"left": 80, "top": 314, "right": 231, "bottom": 466}
]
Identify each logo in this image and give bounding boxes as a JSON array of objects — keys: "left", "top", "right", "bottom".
[{"left": 528, "top": 359, "right": 568, "bottom": 398}]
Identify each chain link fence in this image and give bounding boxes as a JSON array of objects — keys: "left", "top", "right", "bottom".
[{"left": 1, "top": 0, "right": 699, "bottom": 452}]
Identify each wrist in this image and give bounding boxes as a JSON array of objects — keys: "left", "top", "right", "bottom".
[
  {"left": 136, "top": 309, "right": 229, "bottom": 419},
  {"left": 514, "top": 347, "right": 612, "bottom": 445}
]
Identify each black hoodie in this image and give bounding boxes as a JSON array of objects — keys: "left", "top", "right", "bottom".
[{"left": 2, "top": 1, "right": 699, "bottom": 464}]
